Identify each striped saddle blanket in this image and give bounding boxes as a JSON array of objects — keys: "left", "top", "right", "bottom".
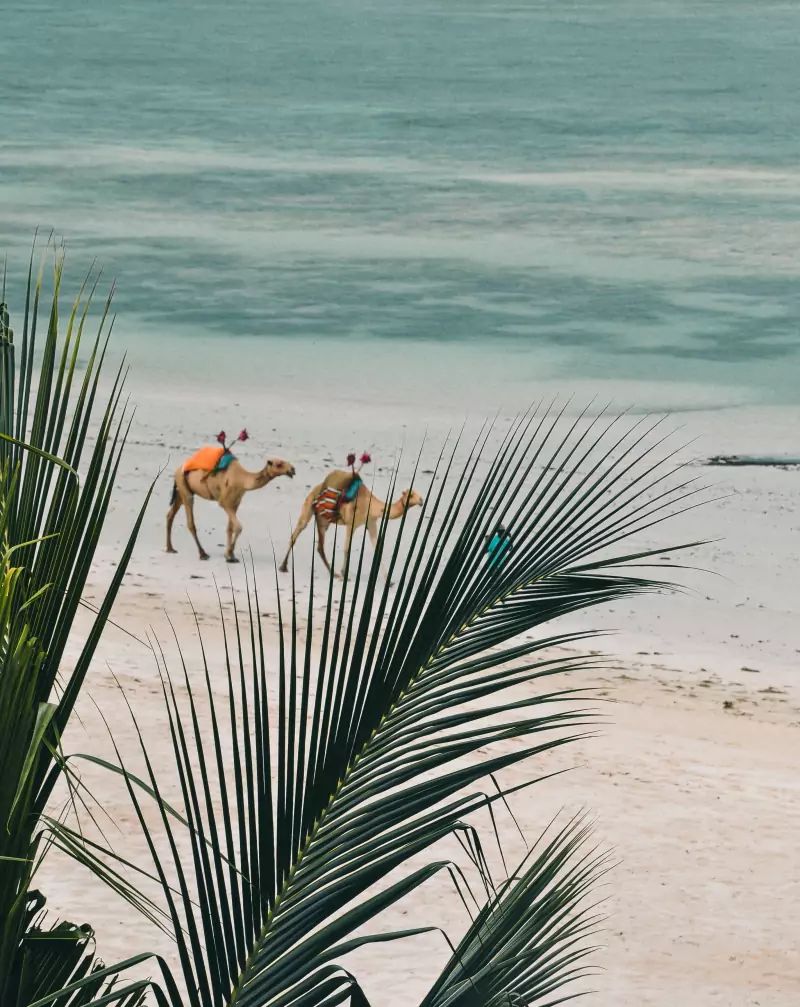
[
  {"left": 313, "top": 487, "right": 343, "bottom": 521},
  {"left": 313, "top": 477, "right": 363, "bottom": 520}
]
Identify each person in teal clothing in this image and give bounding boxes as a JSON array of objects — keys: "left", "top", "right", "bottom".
[{"left": 486, "top": 523, "right": 513, "bottom": 569}]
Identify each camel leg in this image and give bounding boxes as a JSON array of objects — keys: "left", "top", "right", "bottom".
[
  {"left": 184, "top": 495, "right": 209, "bottom": 560},
  {"left": 224, "top": 505, "right": 243, "bottom": 563},
  {"left": 165, "top": 494, "right": 181, "bottom": 553},
  {"left": 166, "top": 471, "right": 192, "bottom": 554},
  {"left": 279, "top": 496, "right": 315, "bottom": 573},
  {"left": 340, "top": 521, "right": 355, "bottom": 578},
  {"left": 316, "top": 521, "right": 334, "bottom": 576},
  {"left": 367, "top": 519, "right": 392, "bottom": 585}
]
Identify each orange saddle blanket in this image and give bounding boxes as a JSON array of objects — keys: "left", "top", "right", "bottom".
[{"left": 183, "top": 445, "right": 225, "bottom": 474}]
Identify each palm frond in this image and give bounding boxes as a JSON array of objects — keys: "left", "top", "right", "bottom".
[
  {"left": 0, "top": 241, "right": 153, "bottom": 1006},
  {"left": 67, "top": 406, "right": 701, "bottom": 1006},
  {"left": 14, "top": 892, "right": 148, "bottom": 1007},
  {"left": 420, "top": 817, "right": 607, "bottom": 1007}
]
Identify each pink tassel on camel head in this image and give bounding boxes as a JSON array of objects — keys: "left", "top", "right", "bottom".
[
  {"left": 347, "top": 451, "right": 372, "bottom": 475},
  {"left": 216, "top": 428, "right": 250, "bottom": 452}
]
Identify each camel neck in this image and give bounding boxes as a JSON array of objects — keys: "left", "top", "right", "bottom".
[
  {"left": 249, "top": 468, "right": 272, "bottom": 490},
  {"left": 231, "top": 461, "right": 270, "bottom": 491},
  {"left": 387, "top": 498, "right": 407, "bottom": 520}
]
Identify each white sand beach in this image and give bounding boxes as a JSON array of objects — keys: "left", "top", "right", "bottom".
[{"left": 38, "top": 364, "right": 800, "bottom": 1006}]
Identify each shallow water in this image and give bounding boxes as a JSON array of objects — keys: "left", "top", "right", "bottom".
[{"left": 2, "top": 0, "right": 799, "bottom": 404}]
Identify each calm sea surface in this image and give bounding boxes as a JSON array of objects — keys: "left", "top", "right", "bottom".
[{"left": 1, "top": 0, "right": 799, "bottom": 403}]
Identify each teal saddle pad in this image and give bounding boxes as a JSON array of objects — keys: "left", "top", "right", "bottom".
[{"left": 342, "top": 476, "right": 363, "bottom": 502}]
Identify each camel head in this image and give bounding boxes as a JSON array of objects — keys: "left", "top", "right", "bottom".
[
  {"left": 399, "top": 488, "right": 424, "bottom": 511},
  {"left": 264, "top": 458, "right": 296, "bottom": 481}
]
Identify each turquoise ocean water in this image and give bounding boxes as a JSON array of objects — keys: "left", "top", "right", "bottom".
[{"left": 1, "top": 0, "right": 799, "bottom": 404}]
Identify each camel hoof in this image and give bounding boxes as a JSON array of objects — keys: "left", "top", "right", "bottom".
[
  {"left": 278, "top": 564, "right": 288, "bottom": 574},
  {"left": 225, "top": 555, "right": 240, "bottom": 564},
  {"left": 199, "top": 553, "right": 210, "bottom": 561},
  {"left": 166, "top": 547, "right": 177, "bottom": 554}
]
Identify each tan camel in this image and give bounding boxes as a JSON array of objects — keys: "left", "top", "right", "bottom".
[
  {"left": 279, "top": 470, "right": 424, "bottom": 579},
  {"left": 166, "top": 456, "right": 296, "bottom": 562}
]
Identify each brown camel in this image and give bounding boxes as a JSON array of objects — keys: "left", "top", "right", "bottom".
[
  {"left": 279, "top": 470, "right": 424, "bottom": 579},
  {"left": 166, "top": 456, "right": 296, "bottom": 562}
]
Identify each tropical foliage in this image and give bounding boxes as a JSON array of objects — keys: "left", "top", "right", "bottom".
[
  {"left": 1, "top": 243, "right": 699, "bottom": 1007},
  {"left": 1, "top": 246, "right": 150, "bottom": 1006}
]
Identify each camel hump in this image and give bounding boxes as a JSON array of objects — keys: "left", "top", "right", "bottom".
[
  {"left": 183, "top": 445, "right": 225, "bottom": 473},
  {"left": 321, "top": 469, "right": 354, "bottom": 491}
]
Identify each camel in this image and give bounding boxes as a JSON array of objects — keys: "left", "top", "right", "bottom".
[
  {"left": 278, "top": 470, "right": 424, "bottom": 579},
  {"left": 166, "top": 456, "right": 296, "bottom": 562}
]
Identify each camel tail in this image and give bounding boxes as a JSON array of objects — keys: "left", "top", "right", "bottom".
[{"left": 169, "top": 480, "right": 178, "bottom": 506}]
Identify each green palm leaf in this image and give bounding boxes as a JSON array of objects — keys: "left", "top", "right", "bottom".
[
  {"left": 64, "top": 406, "right": 701, "bottom": 1006},
  {"left": 0, "top": 241, "right": 154, "bottom": 1006},
  {"left": 420, "top": 817, "right": 607, "bottom": 1007},
  {"left": 14, "top": 892, "right": 147, "bottom": 1007}
]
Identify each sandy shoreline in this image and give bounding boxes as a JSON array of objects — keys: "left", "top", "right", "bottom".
[
  {"left": 40, "top": 385, "right": 800, "bottom": 1005},
  {"left": 50, "top": 609, "right": 800, "bottom": 1006}
]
